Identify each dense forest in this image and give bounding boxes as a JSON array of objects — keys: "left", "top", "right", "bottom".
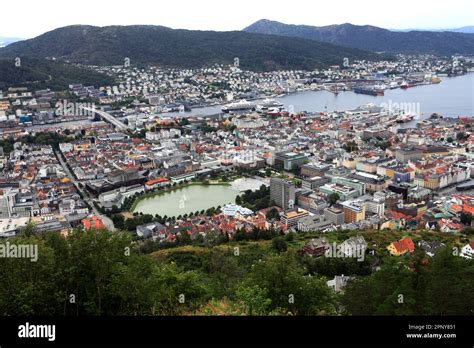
[
  {"left": 0, "top": 58, "right": 114, "bottom": 90},
  {"left": 244, "top": 20, "right": 474, "bottom": 56},
  {"left": 0, "top": 25, "right": 384, "bottom": 72},
  {"left": 0, "top": 227, "right": 472, "bottom": 316}
]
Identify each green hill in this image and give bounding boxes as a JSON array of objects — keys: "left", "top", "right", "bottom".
[
  {"left": 244, "top": 19, "right": 474, "bottom": 56},
  {"left": 0, "top": 58, "right": 114, "bottom": 90},
  {"left": 0, "top": 226, "right": 471, "bottom": 316},
  {"left": 0, "top": 25, "right": 385, "bottom": 72}
]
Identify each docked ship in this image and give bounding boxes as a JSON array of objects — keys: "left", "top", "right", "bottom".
[
  {"left": 221, "top": 99, "right": 256, "bottom": 113},
  {"left": 267, "top": 107, "right": 286, "bottom": 116},
  {"left": 395, "top": 113, "right": 416, "bottom": 123},
  {"left": 256, "top": 98, "right": 284, "bottom": 112},
  {"left": 389, "top": 81, "right": 399, "bottom": 89},
  {"left": 353, "top": 86, "right": 384, "bottom": 96},
  {"left": 400, "top": 80, "right": 412, "bottom": 89},
  {"left": 373, "top": 83, "right": 387, "bottom": 90}
]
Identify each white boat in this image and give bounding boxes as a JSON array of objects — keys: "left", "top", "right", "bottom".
[
  {"left": 389, "top": 81, "right": 399, "bottom": 89},
  {"left": 221, "top": 99, "right": 256, "bottom": 113},
  {"left": 400, "top": 80, "right": 411, "bottom": 89},
  {"left": 373, "top": 83, "right": 387, "bottom": 90},
  {"left": 256, "top": 98, "right": 284, "bottom": 112},
  {"left": 267, "top": 107, "right": 284, "bottom": 115}
]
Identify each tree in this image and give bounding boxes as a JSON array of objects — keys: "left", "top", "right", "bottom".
[
  {"left": 0, "top": 228, "right": 215, "bottom": 316},
  {"left": 461, "top": 227, "right": 474, "bottom": 235},
  {"left": 423, "top": 248, "right": 474, "bottom": 315},
  {"left": 457, "top": 132, "right": 469, "bottom": 141},
  {"left": 266, "top": 207, "right": 280, "bottom": 221},
  {"left": 205, "top": 251, "right": 246, "bottom": 298},
  {"left": 111, "top": 214, "right": 125, "bottom": 230},
  {"left": 272, "top": 236, "right": 288, "bottom": 253},
  {"left": 176, "top": 231, "right": 191, "bottom": 246},
  {"left": 0, "top": 233, "right": 60, "bottom": 315},
  {"left": 234, "top": 229, "right": 248, "bottom": 242},
  {"left": 343, "top": 141, "right": 358, "bottom": 153},
  {"left": 460, "top": 212, "right": 472, "bottom": 225},
  {"left": 341, "top": 258, "right": 417, "bottom": 315},
  {"left": 291, "top": 164, "right": 301, "bottom": 176},
  {"left": 179, "top": 118, "right": 190, "bottom": 126},
  {"left": 341, "top": 249, "right": 474, "bottom": 316},
  {"left": 244, "top": 252, "right": 336, "bottom": 315},
  {"left": 328, "top": 192, "right": 340, "bottom": 206},
  {"left": 236, "top": 285, "right": 272, "bottom": 315}
]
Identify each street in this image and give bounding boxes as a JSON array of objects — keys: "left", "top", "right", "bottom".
[{"left": 54, "top": 149, "right": 116, "bottom": 231}]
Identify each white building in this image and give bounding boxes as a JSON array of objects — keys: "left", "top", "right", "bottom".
[
  {"left": 222, "top": 204, "right": 253, "bottom": 218},
  {"left": 460, "top": 242, "right": 474, "bottom": 259}
]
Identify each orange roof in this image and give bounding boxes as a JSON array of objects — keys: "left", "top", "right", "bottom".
[
  {"left": 392, "top": 237, "right": 415, "bottom": 253},
  {"left": 450, "top": 203, "right": 463, "bottom": 213},
  {"left": 386, "top": 209, "right": 411, "bottom": 221},
  {"left": 82, "top": 216, "right": 104, "bottom": 230},
  {"left": 145, "top": 178, "right": 170, "bottom": 186},
  {"left": 464, "top": 205, "right": 474, "bottom": 214},
  {"left": 284, "top": 210, "right": 307, "bottom": 218}
]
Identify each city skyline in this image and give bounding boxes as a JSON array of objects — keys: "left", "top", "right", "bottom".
[{"left": 0, "top": 0, "right": 472, "bottom": 341}]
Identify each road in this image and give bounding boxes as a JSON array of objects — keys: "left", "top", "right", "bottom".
[
  {"left": 55, "top": 150, "right": 116, "bottom": 231},
  {"left": 80, "top": 107, "right": 128, "bottom": 131},
  {"left": 436, "top": 186, "right": 474, "bottom": 197}
]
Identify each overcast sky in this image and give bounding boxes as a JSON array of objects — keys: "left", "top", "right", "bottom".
[{"left": 2, "top": 0, "right": 473, "bottom": 38}]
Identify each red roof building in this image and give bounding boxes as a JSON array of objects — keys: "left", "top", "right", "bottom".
[
  {"left": 82, "top": 216, "right": 104, "bottom": 230},
  {"left": 387, "top": 237, "right": 415, "bottom": 256}
]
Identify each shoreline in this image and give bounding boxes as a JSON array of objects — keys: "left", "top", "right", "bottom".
[{"left": 155, "top": 73, "right": 473, "bottom": 119}]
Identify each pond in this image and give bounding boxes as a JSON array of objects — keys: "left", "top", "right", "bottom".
[{"left": 132, "top": 184, "right": 238, "bottom": 217}]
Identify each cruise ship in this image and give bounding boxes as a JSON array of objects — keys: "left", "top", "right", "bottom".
[
  {"left": 256, "top": 98, "right": 284, "bottom": 112},
  {"left": 221, "top": 99, "right": 256, "bottom": 113}
]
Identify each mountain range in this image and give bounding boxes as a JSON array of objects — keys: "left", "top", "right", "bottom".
[
  {"left": 0, "top": 25, "right": 383, "bottom": 72},
  {"left": 1, "top": 20, "right": 473, "bottom": 90},
  {"left": 243, "top": 19, "right": 474, "bottom": 55},
  {"left": 393, "top": 26, "right": 474, "bottom": 34}
]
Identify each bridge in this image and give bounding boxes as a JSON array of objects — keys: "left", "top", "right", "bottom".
[{"left": 80, "top": 107, "right": 128, "bottom": 131}]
